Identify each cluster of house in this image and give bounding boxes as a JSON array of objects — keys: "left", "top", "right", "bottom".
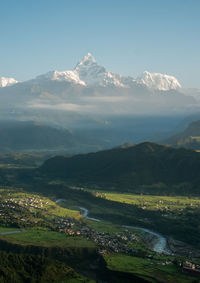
[
  {"left": 0, "top": 195, "right": 49, "bottom": 210},
  {"left": 157, "top": 260, "right": 172, "bottom": 266},
  {"left": 55, "top": 217, "right": 139, "bottom": 254},
  {"left": 182, "top": 261, "right": 200, "bottom": 275},
  {"left": 54, "top": 218, "right": 75, "bottom": 231},
  {"left": 0, "top": 196, "right": 50, "bottom": 226},
  {"left": 6, "top": 197, "right": 49, "bottom": 209},
  {"left": 0, "top": 198, "right": 24, "bottom": 216}
]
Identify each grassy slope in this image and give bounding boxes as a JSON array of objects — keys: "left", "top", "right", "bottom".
[
  {"left": 164, "top": 120, "right": 200, "bottom": 150},
  {"left": 0, "top": 188, "right": 81, "bottom": 219},
  {"left": 0, "top": 227, "right": 95, "bottom": 248},
  {"left": 99, "top": 192, "right": 200, "bottom": 211},
  {"left": 0, "top": 227, "right": 21, "bottom": 233},
  {"left": 105, "top": 254, "right": 197, "bottom": 283}
]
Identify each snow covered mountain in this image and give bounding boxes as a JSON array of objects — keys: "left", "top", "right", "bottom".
[
  {"left": 74, "top": 53, "right": 129, "bottom": 87},
  {"left": 0, "top": 53, "right": 182, "bottom": 91},
  {"left": 0, "top": 53, "right": 196, "bottom": 147},
  {"left": 36, "top": 70, "right": 86, "bottom": 86},
  {"left": 0, "top": 77, "right": 18, "bottom": 87},
  {"left": 33, "top": 53, "right": 181, "bottom": 91},
  {"left": 35, "top": 53, "right": 129, "bottom": 88},
  {"left": 137, "top": 71, "right": 181, "bottom": 91}
]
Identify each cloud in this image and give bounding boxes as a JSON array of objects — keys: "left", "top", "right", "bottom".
[
  {"left": 26, "top": 91, "right": 198, "bottom": 116},
  {"left": 83, "top": 96, "right": 128, "bottom": 102},
  {"left": 28, "top": 102, "right": 94, "bottom": 112}
]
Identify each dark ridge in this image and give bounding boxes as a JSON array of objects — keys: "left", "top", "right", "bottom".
[{"left": 40, "top": 141, "right": 200, "bottom": 192}]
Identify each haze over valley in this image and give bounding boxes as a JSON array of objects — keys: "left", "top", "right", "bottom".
[{"left": 0, "top": 53, "right": 200, "bottom": 155}]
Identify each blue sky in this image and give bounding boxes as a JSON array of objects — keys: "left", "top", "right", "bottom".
[{"left": 0, "top": 0, "right": 199, "bottom": 88}]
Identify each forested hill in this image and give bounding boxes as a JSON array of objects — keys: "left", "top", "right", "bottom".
[
  {"left": 0, "top": 120, "right": 98, "bottom": 154},
  {"left": 40, "top": 142, "right": 200, "bottom": 193},
  {"left": 164, "top": 120, "right": 200, "bottom": 150}
]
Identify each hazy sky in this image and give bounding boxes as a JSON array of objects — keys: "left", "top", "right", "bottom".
[{"left": 0, "top": 0, "right": 199, "bottom": 88}]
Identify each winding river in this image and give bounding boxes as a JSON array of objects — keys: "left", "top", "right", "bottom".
[
  {"left": 56, "top": 199, "right": 171, "bottom": 254},
  {"left": 123, "top": 225, "right": 171, "bottom": 254}
]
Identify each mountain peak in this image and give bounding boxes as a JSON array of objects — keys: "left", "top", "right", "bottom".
[
  {"left": 76, "top": 53, "right": 96, "bottom": 67},
  {"left": 137, "top": 71, "right": 181, "bottom": 91},
  {"left": 0, "top": 77, "right": 18, "bottom": 87},
  {"left": 32, "top": 54, "right": 182, "bottom": 91}
]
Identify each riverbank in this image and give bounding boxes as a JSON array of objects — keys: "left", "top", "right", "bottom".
[
  {"left": 123, "top": 225, "right": 171, "bottom": 254},
  {"left": 55, "top": 199, "right": 171, "bottom": 254}
]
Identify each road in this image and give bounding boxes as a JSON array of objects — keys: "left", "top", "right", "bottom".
[{"left": 0, "top": 230, "right": 26, "bottom": 235}]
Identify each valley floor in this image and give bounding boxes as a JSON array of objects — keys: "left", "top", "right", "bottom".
[{"left": 0, "top": 185, "right": 200, "bottom": 282}]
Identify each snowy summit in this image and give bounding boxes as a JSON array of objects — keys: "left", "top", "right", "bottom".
[
  {"left": 0, "top": 77, "right": 18, "bottom": 87},
  {"left": 137, "top": 71, "right": 181, "bottom": 91},
  {"left": 2, "top": 53, "right": 182, "bottom": 91},
  {"left": 37, "top": 53, "right": 181, "bottom": 90}
]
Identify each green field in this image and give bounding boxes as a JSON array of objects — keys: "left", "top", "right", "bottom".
[
  {"left": 105, "top": 254, "right": 197, "bottom": 283},
  {"left": 93, "top": 191, "right": 200, "bottom": 211},
  {"left": 0, "top": 227, "right": 21, "bottom": 233},
  {"left": 0, "top": 227, "right": 95, "bottom": 248},
  {"left": 9, "top": 190, "right": 81, "bottom": 218},
  {"left": 85, "top": 219, "right": 124, "bottom": 235},
  {"left": 0, "top": 188, "right": 81, "bottom": 220}
]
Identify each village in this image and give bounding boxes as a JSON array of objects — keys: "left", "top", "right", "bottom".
[
  {"left": 0, "top": 193, "right": 140, "bottom": 255},
  {"left": 182, "top": 261, "right": 200, "bottom": 275},
  {"left": 55, "top": 216, "right": 140, "bottom": 255},
  {"left": 0, "top": 194, "right": 52, "bottom": 227},
  {"left": 1, "top": 191, "right": 200, "bottom": 277}
]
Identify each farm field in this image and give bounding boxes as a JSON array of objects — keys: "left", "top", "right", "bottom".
[
  {"left": 0, "top": 227, "right": 21, "bottom": 233},
  {"left": 0, "top": 227, "right": 95, "bottom": 248},
  {"left": 0, "top": 188, "right": 81, "bottom": 230},
  {"left": 93, "top": 192, "right": 200, "bottom": 211},
  {"left": 105, "top": 254, "right": 197, "bottom": 283}
]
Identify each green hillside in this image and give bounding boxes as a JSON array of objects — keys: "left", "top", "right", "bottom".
[
  {"left": 164, "top": 120, "right": 200, "bottom": 150},
  {"left": 0, "top": 120, "right": 101, "bottom": 154}
]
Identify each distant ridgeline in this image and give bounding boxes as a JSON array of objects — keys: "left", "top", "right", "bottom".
[
  {"left": 0, "top": 120, "right": 102, "bottom": 155},
  {"left": 164, "top": 120, "right": 200, "bottom": 150},
  {"left": 40, "top": 142, "right": 200, "bottom": 195}
]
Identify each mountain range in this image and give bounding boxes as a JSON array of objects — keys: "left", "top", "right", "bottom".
[
  {"left": 0, "top": 54, "right": 196, "bottom": 121},
  {"left": 0, "top": 54, "right": 199, "bottom": 152},
  {"left": 0, "top": 120, "right": 103, "bottom": 154},
  {"left": 0, "top": 54, "right": 197, "bottom": 118},
  {"left": 0, "top": 53, "right": 182, "bottom": 91}
]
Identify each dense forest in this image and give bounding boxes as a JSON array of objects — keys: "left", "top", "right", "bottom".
[{"left": 40, "top": 142, "right": 200, "bottom": 195}]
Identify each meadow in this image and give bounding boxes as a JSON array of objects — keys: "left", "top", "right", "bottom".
[
  {"left": 0, "top": 227, "right": 95, "bottom": 248},
  {"left": 105, "top": 254, "right": 196, "bottom": 283},
  {"left": 94, "top": 192, "right": 200, "bottom": 211},
  {"left": 0, "top": 188, "right": 81, "bottom": 220}
]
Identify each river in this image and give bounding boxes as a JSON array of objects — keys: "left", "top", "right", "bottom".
[
  {"left": 56, "top": 199, "right": 171, "bottom": 254},
  {"left": 123, "top": 225, "right": 171, "bottom": 254}
]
